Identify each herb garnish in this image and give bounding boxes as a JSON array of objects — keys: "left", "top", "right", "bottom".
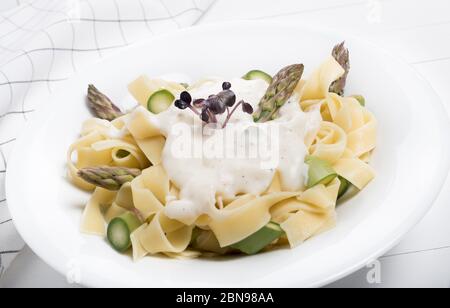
[{"left": 174, "top": 82, "right": 253, "bottom": 128}]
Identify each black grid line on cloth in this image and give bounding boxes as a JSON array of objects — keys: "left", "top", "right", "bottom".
[
  {"left": 0, "top": 146, "right": 6, "bottom": 168},
  {"left": 31, "top": 7, "right": 205, "bottom": 28},
  {"left": 412, "top": 56, "right": 450, "bottom": 65},
  {"left": 72, "top": 7, "right": 204, "bottom": 23},
  {"left": 28, "top": 2, "right": 72, "bottom": 19},
  {"left": 0, "top": 109, "right": 35, "bottom": 118},
  {"left": 113, "top": 0, "right": 129, "bottom": 45},
  {"left": 21, "top": 51, "right": 35, "bottom": 120},
  {"left": 0, "top": 30, "right": 68, "bottom": 59},
  {"left": 0, "top": 248, "right": 21, "bottom": 278},
  {"left": 0, "top": 138, "right": 16, "bottom": 146},
  {"left": 68, "top": 20, "right": 76, "bottom": 73},
  {"left": 160, "top": 0, "right": 180, "bottom": 29},
  {"left": 41, "top": 29, "right": 56, "bottom": 93},
  {"left": 0, "top": 77, "right": 67, "bottom": 87},
  {"left": 85, "top": 0, "right": 102, "bottom": 57},
  {"left": 191, "top": 0, "right": 199, "bottom": 10},
  {"left": 0, "top": 250, "right": 21, "bottom": 255},
  {"left": 0, "top": 250, "right": 21, "bottom": 279},
  {"left": 138, "top": 0, "right": 154, "bottom": 34},
  {"left": 381, "top": 245, "right": 450, "bottom": 259},
  {"left": 0, "top": 35, "right": 63, "bottom": 67},
  {"left": 0, "top": 219, "right": 12, "bottom": 225},
  {"left": 2, "top": 44, "right": 127, "bottom": 68},
  {"left": 192, "top": 0, "right": 218, "bottom": 25},
  {"left": 0, "top": 70, "right": 13, "bottom": 110}
]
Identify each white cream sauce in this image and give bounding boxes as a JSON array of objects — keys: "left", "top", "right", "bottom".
[{"left": 136, "top": 78, "right": 321, "bottom": 225}]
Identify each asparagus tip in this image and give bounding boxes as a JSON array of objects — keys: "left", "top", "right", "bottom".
[
  {"left": 87, "top": 84, "right": 123, "bottom": 121},
  {"left": 329, "top": 41, "right": 350, "bottom": 96},
  {"left": 78, "top": 166, "right": 141, "bottom": 191}
]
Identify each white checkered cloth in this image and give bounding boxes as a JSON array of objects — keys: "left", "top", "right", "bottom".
[{"left": 0, "top": 0, "right": 214, "bottom": 279}]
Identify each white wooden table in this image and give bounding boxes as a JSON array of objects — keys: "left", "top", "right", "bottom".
[{"left": 2, "top": 0, "right": 450, "bottom": 288}]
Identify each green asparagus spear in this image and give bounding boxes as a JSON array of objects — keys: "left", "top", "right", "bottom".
[
  {"left": 305, "top": 156, "right": 338, "bottom": 188},
  {"left": 329, "top": 42, "right": 350, "bottom": 96},
  {"left": 78, "top": 166, "right": 141, "bottom": 191},
  {"left": 242, "top": 70, "right": 273, "bottom": 84},
  {"left": 230, "top": 222, "right": 284, "bottom": 255},
  {"left": 337, "top": 176, "right": 350, "bottom": 199},
  {"left": 87, "top": 84, "right": 123, "bottom": 121},
  {"left": 253, "top": 64, "right": 304, "bottom": 123}
]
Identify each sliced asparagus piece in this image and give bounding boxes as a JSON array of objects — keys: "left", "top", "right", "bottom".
[
  {"left": 78, "top": 166, "right": 141, "bottom": 191},
  {"left": 352, "top": 95, "right": 366, "bottom": 107},
  {"left": 147, "top": 89, "right": 175, "bottom": 114},
  {"left": 107, "top": 212, "right": 142, "bottom": 252},
  {"left": 329, "top": 42, "right": 350, "bottom": 96},
  {"left": 242, "top": 70, "right": 273, "bottom": 84},
  {"left": 190, "top": 227, "right": 202, "bottom": 245},
  {"left": 87, "top": 84, "right": 123, "bottom": 121},
  {"left": 116, "top": 149, "right": 130, "bottom": 158},
  {"left": 337, "top": 176, "right": 350, "bottom": 199},
  {"left": 253, "top": 64, "right": 304, "bottom": 123},
  {"left": 230, "top": 222, "right": 284, "bottom": 255},
  {"left": 305, "top": 156, "right": 338, "bottom": 188},
  {"left": 191, "top": 229, "right": 229, "bottom": 254}
]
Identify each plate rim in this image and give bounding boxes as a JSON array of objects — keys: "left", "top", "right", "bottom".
[{"left": 6, "top": 20, "right": 450, "bottom": 288}]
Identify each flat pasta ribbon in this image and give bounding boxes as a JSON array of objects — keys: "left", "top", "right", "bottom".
[
  {"left": 80, "top": 187, "right": 117, "bottom": 236},
  {"left": 130, "top": 166, "right": 168, "bottom": 220},
  {"left": 270, "top": 178, "right": 340, "bottom": 247},
  {"left": 209, "top": 192, "right": 298, "bottom": 247},
  {"left": 310, "top": 121, "right": 347, "bottom": 164}
]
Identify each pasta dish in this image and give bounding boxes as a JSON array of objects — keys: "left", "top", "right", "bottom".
[{"left": 67, "top": 42, "right": 376, "bottom": 260}]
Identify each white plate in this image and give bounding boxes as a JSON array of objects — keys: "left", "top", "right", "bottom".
[{"left": 6, "top": 21, "right": 450, "bottom": 288}]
